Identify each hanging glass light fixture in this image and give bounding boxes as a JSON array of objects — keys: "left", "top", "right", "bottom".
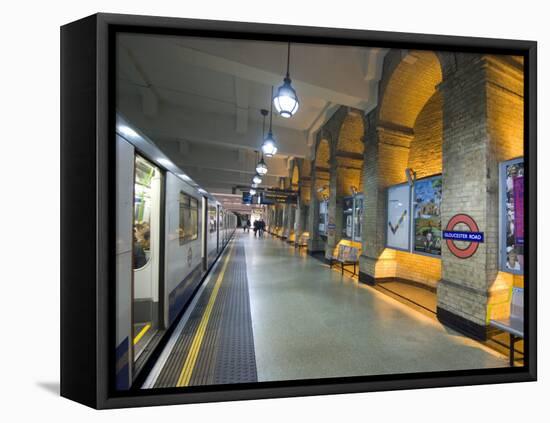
[
  {"left": 273, "top": 42, "right": 299, "bottom": 118},
  {"left": 256, "top": 155, "right": 268, "bottom": 175},
  {"left": 252, "top": 173, "right": 262, "bottom": 185},
  {"left": 254, "top": 148, "right": 268, "bottom": 177},
  {"left": 261, "top": 90, "right": 278, "bottom": 157}
]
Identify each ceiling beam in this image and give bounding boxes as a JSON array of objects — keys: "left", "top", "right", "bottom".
[
  {"left": 118, "top": 45, "right": 160, "bottom": 118},
  {"left": 234, "top": 77, "right": 249, "bottom": 134},
  {"left": 118, "top": 94, "right": 309, "bottom": 157},
  {"left": 362, "top": 48, "right": 389, "bottom": 114},
  {"left": 119, "top": 35, "right": 376, "bottom": 111}
]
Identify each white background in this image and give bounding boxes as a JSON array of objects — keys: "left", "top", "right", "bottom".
[{"left": 1, "top": 0, "right": 547, "bottom": 421}]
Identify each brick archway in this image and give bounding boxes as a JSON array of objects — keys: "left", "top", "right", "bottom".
[
  {"left": 361, "top": 49, "right": 444, "bottom": 288},
  {"left": 379, "top": 50, "right": 442, "bottom": 130},
  {"left": 335, "top": 110, "right": 365, "bottom": 197},
  {"left": 314, "top": 137, "right": 331, "bottom": 200}
]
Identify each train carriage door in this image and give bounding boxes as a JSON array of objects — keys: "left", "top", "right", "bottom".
[
  {"left": 207, "top": 204, "right": 217, "bottom": 264},
  {"left": 216, "top": 206, "right": 221, "bottom": 253},
  {"left": 201, "top": 196, "right": 207, "bottom": 271},
  {"left": 132, "top": 155, "right": 162, "bottom": 372}
]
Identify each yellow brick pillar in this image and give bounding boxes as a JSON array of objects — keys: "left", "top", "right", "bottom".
[
  {"left": 437, "top": 54, "right": 524, "bottom": 340},
  {"left": 359, "top": 112, "right": 413, "bottom": 284}
]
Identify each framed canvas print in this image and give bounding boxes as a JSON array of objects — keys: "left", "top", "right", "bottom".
[{"left": 60, "top": 13, "right": 537, "bottom": 409}]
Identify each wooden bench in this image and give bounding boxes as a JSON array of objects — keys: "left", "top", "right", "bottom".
[
  {"left": 287, "top": 231, "right": 296, "bottom": 243},
  {"left": 330, "top": 244, "right": 359, "bottom": 276},
  {"left": 490, "top": 287, "right": 524, "bottom": 367},
  {"left": 296, "top": 232, "right": 310, "bottom": 249}
]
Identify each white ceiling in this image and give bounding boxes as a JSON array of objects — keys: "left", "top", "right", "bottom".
[{"left": 116, "top": 33, "right": 387, "bottom": 202}]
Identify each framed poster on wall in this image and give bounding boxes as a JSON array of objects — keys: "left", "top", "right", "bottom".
[
  {"left": 353, "top": 195, "right": 363, "bottom": 242},
  {"left": 386, "top": 183, "right": 411, "bottom": 251},
  {"left": 342, "top": 196, "right": 354, "bottom": 239},
  {"left": 319, "top": 200, "right": 328, "bottom": 235},
  {"left": 413, "top": 175, "right": 442, "bottom": 256},
  {"left": 500, "top": 157, "right": 524, "bottom": 274}
]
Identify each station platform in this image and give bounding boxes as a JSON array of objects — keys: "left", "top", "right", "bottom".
[{"left": 143, "top": 232, "right": 507, "bottom": 388}]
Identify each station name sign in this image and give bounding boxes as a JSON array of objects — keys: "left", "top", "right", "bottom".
[
  {"left": 442, "top": 230, "right": 484, "bottom": 243},
  {"left": 260, "top": 191, "right": 297, "bottom": 204}
]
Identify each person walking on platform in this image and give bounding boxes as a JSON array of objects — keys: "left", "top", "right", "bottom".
[
  {"left": 259, "top": 219, "right": 265, "bottom": 237},
  {"left": 253, "top": 219, "right": 260, "bottom": 237}
]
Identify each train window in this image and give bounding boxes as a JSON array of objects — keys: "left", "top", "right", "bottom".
[
  {"left": 208, "top": 206, "right": 217, "bottom": 233},
  {"left": 133, "top": 156, "right": 159, "bottom": 270},
  {"left": 179, "top": 192, "right": 199, "bottom": 244}
]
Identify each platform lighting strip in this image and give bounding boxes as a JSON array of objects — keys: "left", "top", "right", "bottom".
[{"left": 176, "top": 242, "right": 235, "bottom": 387}]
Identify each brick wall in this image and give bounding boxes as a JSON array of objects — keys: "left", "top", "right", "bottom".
[
  {"left": 340, "top": 50, "right": 523, "bottom": 334},
  {"left": 436, "top": 55, "right": 524, "bottom": 327},
  {"left": 360, "top": 51, "right": 444, "bottom": 288},
  {"left": 336, "top": 111, "right": 364, "bottom": 155},
  {"left": 395, "top": 251, "right": 441, "bottom": 288},
  {"left": 308, "top": 136, "right": 331, "bottom": 253},
  {"left": 379, "top": 50, "right": 442, "bottom": 129},
  {"left": 485, "top": 55, "right": 525, "bottom": 312},
  {"left": 320, "top": 107, "right": 366, "bottom": 259},
  {"left": 409, "top": 91, "right": 443, "bottom": 179},
  {"left": 438, "top": 54, "right": 491, "bottom": 326},
  {"left": 388, "top": 89, "right": 444, "bottom": 286}
]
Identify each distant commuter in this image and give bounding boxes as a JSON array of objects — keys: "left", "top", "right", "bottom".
[
  {"left": 246, "top": 219, "right": 251, "bottom": 232},
  {"left": 259, "top": 219, "right": 265, "bottom": 237},
  {"left": 253, "top": 219, "right": 260, "bottom": 237}
]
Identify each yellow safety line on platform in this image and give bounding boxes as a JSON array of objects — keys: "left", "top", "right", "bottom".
[
  {"left": 133, "top": 323, "right": 151, "bottom": 346},
  {"left": 176, "top": 242, "right": 234, "bottom": 387}
]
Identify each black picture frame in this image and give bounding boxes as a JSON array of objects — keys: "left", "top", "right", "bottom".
[{"left": 61, "top": 12, "right": 537, "bottom": 409}]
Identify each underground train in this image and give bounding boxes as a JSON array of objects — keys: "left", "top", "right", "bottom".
[{"left": 115, "top": 114, "right": 237, "bottom": 390}]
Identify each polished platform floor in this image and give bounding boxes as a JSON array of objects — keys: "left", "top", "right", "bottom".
[{"left": 143, "top": 232, "right": 507, "bottom": 388}]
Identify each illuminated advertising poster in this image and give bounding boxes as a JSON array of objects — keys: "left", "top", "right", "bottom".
[
  {"left": 501, "top": 159, "right": 524, "bottom": 273},
  {"left": 319, "top": 200, "right": 328, "bottom": 235},
  {"left": 353, "top": 196, "right": 363, "bottom": 242},
  {"left": 413, "top": 176, "right": 442, "bottom": 256},
  {"left": 342, "top": 196, "right": 353, "bottom": 239},
  {"left": 386, "top": 183, "right": 411, "bottom": 250}
]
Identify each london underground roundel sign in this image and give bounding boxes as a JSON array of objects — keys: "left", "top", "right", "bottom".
[{"left": 443, "top": 214, "right": 484, "bottom": 259}]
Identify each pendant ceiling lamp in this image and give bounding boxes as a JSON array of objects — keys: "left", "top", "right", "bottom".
[
  {"left": 252, "top": 173, "right": 262, "bottom": 185},
  {"left": 256, "top": 155, "right": 268, "bottom": 176},
  {"left": 273, "top": 42, "right": 299, "bottom": 118},
  {"left": 255, "top": 148, "right": 268, "bottom": 176},
  {"left": 261, "top": 93, "right": 278, "bottom": 157}
]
